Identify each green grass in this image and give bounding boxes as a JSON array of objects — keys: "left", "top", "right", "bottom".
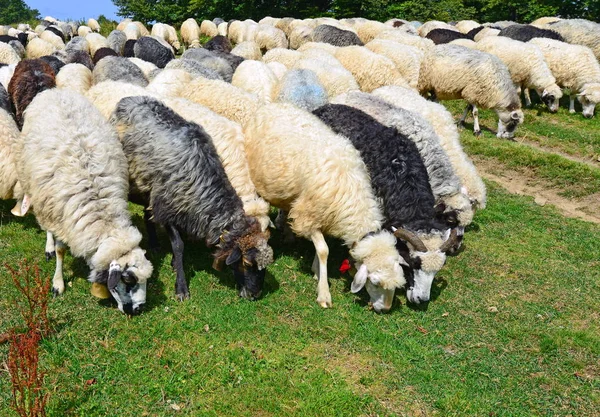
[{"left": 1, "top": 182, "right": 599, "bottom": 416}]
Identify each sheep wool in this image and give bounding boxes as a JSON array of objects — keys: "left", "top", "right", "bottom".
[
  {"left": 181, "top": 18, "right": 201, "bottom": 48},
  {"left": 86, "top": 80, "right": 156, "bottom": 120},
  {"left": 231, "top": 41, "right": 262, "bottom": 60},
  {"left": 292, "top": 57, "right": 359, "bottom": 98},
  {"left": 86, "top": 33, "right": 109, "bottom": 56},
  {"left": 26, "top": 37, "right": 57, "bottom": 59},
  {"left": 93, "top": 55, "right": 148, "bottom": 87},
  {"left": 232, "top": 60, "right": 278, "bottom": 104},
  {"left": 146, "top": 68, "right": 192, "bottom": 97},
  {"left": 0, "top": 42, "right": 21, "bottom": 65},
  {"left": 273, "top": 68, "right": 327, "bottom": 112},
  {"left": 365, "top": 39, "right": 422, "bottom": 89},
  {"left": 55, "top": 63, "right": 92, "bottom": 95},
  {"left": 0, "top": 106, "right": 20, "bottom": 199}
]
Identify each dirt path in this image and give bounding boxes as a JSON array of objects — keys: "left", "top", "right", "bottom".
[
  {"left": 473, "top": 157, "right": 600, "bottom": 224},
  {"left": 514, "top": 137, "right": 600, "bottom": 170}
]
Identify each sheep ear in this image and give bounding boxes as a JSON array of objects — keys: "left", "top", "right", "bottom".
[
  {"left": 107, "top": 261, "right": 122, "bottom": 291},
  {"left": 351, "top": 264, "right": 368, "bottom": 293},
  {"left": 226, "top": 246, "right": 242, "bottom": 266},
  {"left": 11, "top": 195, "right": 31, "bottom": 217}
]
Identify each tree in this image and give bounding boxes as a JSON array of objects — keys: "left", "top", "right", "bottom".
[{"left": 0, "top": 0, "right": 39, "bottom": 25}]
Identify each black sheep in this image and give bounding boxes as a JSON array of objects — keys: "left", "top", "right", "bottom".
[
  {"left": 204, "top": 35, "right": 232, "bottom": 53},
  {"left": 133, "top": 36, "right": 173, "bottom": 68},
  {"left": 426, "top": 28, "right": 473, "bottom": 44},
  {"left": 499, "top": 24, "right": 564, "bottom": 42},
  {"left": 311, "top": 25, "right": 364, "bottom": 47}
]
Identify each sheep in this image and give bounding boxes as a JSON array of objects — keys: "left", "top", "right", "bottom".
[
  {"left": 265, "top": 62, "right": 286, "bottom": 80},
  {"left": 146, "top": 68, "right": 192, "bottom": 97},
  {"left": 313, "top": 104, "right": 460, "bottom": 303},
  {"left": 86, "top": 80, "right": 155, "bottom": 119},
  {"left": 243, "top": 20, "right": 259, "bottom": 42},
  {"left": 55, "top": 63, "right": 92, "bottom": 94},
  {"left": 475, "top": 36, "right": 562, "bottom": 111},
  {"left": 134, "top": 22, "right": 150, "bottom": 37},
  {"left": 365, "top": 39, "right": 422, "bottom": 89},
  {"left": 164, "top": 24, "right": 181, "bottom": 51},
  {"left": 65, "top": 36, "right": 90, "bottom": 54},
  {"left": 182, "top": 50, "right": 234, "bottom": 82},
  {"left": 150, "top": 23, "right": 180, "bottom": 51},
  {"left": 9, "top": 39, "right": 26, "bottom": 59},
  {"left": 228, "top": 20, "right": 247, "bottom": 44},
  {"left": 529, "top": 38, "right": 600, "bottom": 118},
  {"left": 0, "top": 42, "right": 21, "bottom": 64},
  {"left": 165, "top": 58, "right": 222, "bottom": 80},
  {"left": 0, "top": 63, "right": 15, "bottom": 90},
  {"left": 92, "top": 47, "right": 118, "bottom": 64},
  {"left": 311, "top": 25, "right": 363, "bottom": 47},
  {"left": 40, "top": 30, "right": 65, "bottom": 50},
  {"left": 217, "top": 22, "right": 228, "bottom": 36},
  {"left": 292, "top": 57, "right": 359, "bottom": 98},
  {"left": 449, "top": 38, "right": 477, "bottom": 48},
  {"left": 455, "top": 20, "right": 480, "bottom": 34},
  {"left": 418, "top": 21, "right": 459, "bottom": 37},
  {"left": 262, "top": 48, "right": 302, "bottom": 68},
  {"left": 273, "top": 68, "right": 327, "bottom": 111},
  {"left": 78, "top": 25, "right": 92, "bottom": 38},
  {"left": 373, "top": 85, "right": 487, "bottom": 211},
  {"left": 64, "top": 50, "right": 94, "bottom": 70},
  {"left": 88, "top": 18, "right": 100, "bottom": 33},
  {"left": 107, "top": 30, "right": 127, "bottom": 55},
  {"left": 161, "top": 96, "right": 272, "bottom": 232},
  {"left": 300, "top": 48, "right": 340, "bottom": 67},
  {"left": 331, "top": 91, "right": 473, "bottom": 229},
  {"left": 110, "top": 96, "right": 273, "bottom": 301},
  {"left": 244, "top": 102, "right": 405, "bottom": 312},
  {"left": 86, "top": 33, "right": 109, "bottom": 56},
  {"left": 201, "top": 20, "right": 219, "bottom": 38},
  {"left": 26, "top": 37, "right": 56, "bottom": 59},
  {"left": 93, "top": 56, "right": 148, "bottom": 87},
  {"left": 473, "top": 27, "right": 500, "bottom": 42},
  {"left": 123, "top": 39, "right": 136, "bottom": 57},
  {"left": 375, "top": 30, "right": 434, "bottom": 51},
  {"left": 418, "top": 45, "right": 524, "bottom": 138},
  {"left": 334, "top": 46, "right": 408, "bottom": 92},
  {"left": 492, "top": 21, "right": 517, "bottom": 29},
  {"left": 544, "top": 19, "right": 600, "bottom": 61},
  {"left": 296, "top": 41, "right": 338, "bottom": 54},
  {"left": 426, "top": 28, "right": 472, "bottom": 44},
  {"left": 40, "top": 55, "right": 65, "bottom": 74},
  {"left": 0, "top": 96, "right": 20, "bottom": 200},
  {"left": 231, "top": 60, "right": 278, "bottom": 104},
  {"left": 288, "top": 25, "right": 312, "bottom": 50},
  {"left": 117, "top": 19, "right": 132, "bottom": 31},
  {"left": 530, "top": 17, "right": 562, "bottom": 26},
  {"left": 124, "top": 23, "right": 141, "bottom": 40},
  {"left": 204, "top": 35, "right": 232, "bottom": 53},
  {"left": 180, "top": 77, "right": 259, "bottom": 126},
  {"left": 8, "top": 59, "right": 56, "bottom": 128},
  {"left": 12, "top": 89, "right": 153, "bottom": 314},
  {"left": 355, "top": 20, "right": 390, "bottom": 44},
  {"left": 231, "top": 41, "right": 262, "bottom": 60},
  {"left": 255, "top": 25, "right": 288, "bottom": 50},
  {"left": 181, "top": 18, "right": 201, "bottom": 48},
  {"left": 499, "top": 24, "right": 564, "bottom": 42},
  {"left": 133, "top": 36, "right": 174, "bottom": 68}
]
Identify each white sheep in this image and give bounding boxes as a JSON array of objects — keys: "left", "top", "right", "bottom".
[
  {"left": 375, "top": 30, "right": 434, "bottom": 51},
  {"left": 255, "top": 24, "right": 288, "bottom": 50},
  {"left": 231, "top": 60, "right": 278, "bottom": 104},
  {"left": 180, "top": 77, "right": 259, "bottom": 126},
  {"left": 418, "top": 44, "right": 524, "bottom": 138},
  {"left": 26, "top": 37, "right": 57, "bottom": 59},
  {"left": 334, "top": 45, "right": 409, "bottom": 92},
  {"left": 0, "top": 42, "right": 21, "bottom": 65},
  {"left": 124, "top": 22, "right": 141, "bottom": 40},
  {"left": 292, "top": 57, "right": 359, "bottom": 98},
  {"left": 146, "top": 68, "right": 192, "bottom": 98},
  {"left": 55, "top": 63, "right": 92, "bottom": 95},
  {"left": 78, "top": 25, "right": 92, "bottom": 37},
  {"left": 88, "top": 18, "right": 100, "bottom": 33},
  {"left": 297, "top": 41, "right": 339, "bottom": 54},
  {"left": 128, "top": 57, "right": 159, "bottom": 79},
  {"left": 262, "top": 48, "right": 302, "bottom": 68},
  {"left": 228, "top": 20, "right": 247, "bottom": 44},
  {"left": 151, "top": 23, "right": 180, "bottom": 51},
  {"left": 86, "top": 33, "right": 109, "bottom": 56},
  {"left": 541, "top": 19, "right": 600, "bottom": 60},
  {"left": 530, "top": 17, "right": 561, "bottom": 26},
  {"left": 134, "top": 21, "right": 150, "bottom": 37},
  {"left": 201, "top": 20, "right": 219, "bottom": 38},
  {"left": 418, "top": 21, "right": 459, "bottom": 37},
  {"left": 244, "top": 102, "right": 405, "bottom": 312},
  {"left": 0, "top": 107, "right": 20, "bottom": 200},
  {"left": 0, "top": 64, "right": 15, "bottom": 90},
  {"left": 160, "top": 97, "right": 271, "bottom": 231},
  {"left": 529, "top": 38, "right": 600, "bottom": 117},
  {"left": 231, "top": 41, "right": 262, "bottom": 60},
  {"left": 356, "top": 20, "right": 389, "bottom": 44},
  {"left": 473, "top": 27, "right": 500, "bottom": 42},
  {"left": 449, "top": 38, "right": 477, "bottom": 48},
  {"left": 365, "top": 39, "right": 422, "bottom": 89},
  {"left": 13, "top": 89, "right": 153, "bottom": 314},
  {"left": 373, "top": 85, "right": 487, "bottom": 210},
  {"left": 288, "top": 25, "right": 312, "bottom": 50},
  {"left": 39, "top": 30, "right": 65, "bottom": 50},
  {"left": 181, "top": 18, "right": 201, "bottom": 48},
  {"left": 455, "top": 20, "right": 480, "bottom": 34},
  {"left": 218, "top": 21, "right": 228, "bottom": 36},
  {"left": 266, "top": 61, "right": 287, "bottom": 79},
  {"left": 86, "top": 80, "right": 156, "bottom": 119}
]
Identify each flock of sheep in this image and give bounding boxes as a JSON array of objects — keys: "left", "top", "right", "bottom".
[{"left": 0, "top": 14, "right": 597, "bottom": 315}]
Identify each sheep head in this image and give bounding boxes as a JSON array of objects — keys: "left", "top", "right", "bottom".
[
  {"left": 349, "top": 230, "right": 406, "bottom": 313},
  {"left": 577, "top": 83, "right": 600, "bottom": 118},
  {"left": 539, "top": 84, "right": 563, "bottom": 113},
  {"left": 496, "top": 108, "right": 523, "bottom": 139},
  {"left": 213, "top": 216, "right": 273, "bottom": 300}
]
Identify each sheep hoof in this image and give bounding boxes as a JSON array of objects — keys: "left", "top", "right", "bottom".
[
  {"left": 457, "top": 121, "right": 465, "bottom": 130},
  {"left": 46, "top": 251, "right": 56, "bottom": 261},
  {"left": 569, "top": 109, "right": 576, "bottom": 114},
  {"left": 474, "top": 130, "right": 481, "bottom": 137},
  {"left": 176, "top": 292, "right": 190, "bottom": 302},
  {"left": 52, "top": 286, "right": 63, "bottom": 297},
  {"left": 317, "top": 294, "right": 332, "bottom": 308}
]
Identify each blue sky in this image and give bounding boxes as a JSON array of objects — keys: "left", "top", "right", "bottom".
[{"left": 27, "top": 0, "right": 120, "bottom": 22}]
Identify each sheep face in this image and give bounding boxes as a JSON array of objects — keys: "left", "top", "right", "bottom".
[
  {"left": 540, "top": 86, "right": 562, "bottom": 113},
  {"left": 496, "top": 109, "right": 523, "bottom": 139},
  {"left": 90, "top": 248, "right": 153, "bottom": 315},
  {"left": 577, "top": 85, "right": 600, "bottom": 118}
]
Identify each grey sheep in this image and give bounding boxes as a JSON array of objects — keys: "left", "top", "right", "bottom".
[
  {"left": 311, "top": 24, "right": 363, "bottom": 47},
  {"left": 93, "top": 56, "right": 148, "bottom": 87},
  {"left": 107, "top": 30, "right": 127, "bottom": 55}
]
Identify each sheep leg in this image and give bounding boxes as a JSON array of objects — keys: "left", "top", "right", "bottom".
[
  {"left": 45, "top": 231, "right": 56, "bottom": 261},
  {"left": 569, "top": 95, "right": 576, "bottom": 113},
  {"left": 144, "top": 208, "right": 160, "bottom": 252},
  {"left": 472, "top": 105, "right": 481, "bottom": 137},
  {"left": 523, "top": 88, "right": 532, "bottom": 107},
  {"left": 310, "top": 230, "right": 332, "bottom": 308},
  {"left": 166, "top": 224, "right": 189, "bottom": 301},
  {"left": 458, "top": 104, "right": 472, "bottom": 129},
  {"left": 275, "top": 209, "right": 295, "bottom": 243},
  {"left": 52, "top": 240, "right": 66, "bottom": 297}
]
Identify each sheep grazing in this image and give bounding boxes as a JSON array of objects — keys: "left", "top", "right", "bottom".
[
  {"left": 473, "top": 27, "right": 500, "bottom": 42},
  {"left": 231, "top": 60, "right": 278, "bottom": 104},
  {"left": 65, "top": 36, "right": 90, "bottom": 54},
  {"left": 311, "top": 25, "right": 363, "bottom": 47},
  {"left": 255, "top": 25, "right": 288, "bottom": 50},
  {"left": 9, "top": 39, "right": 25, "bottom": 59},
  {"left": 231, "top": 41, "right": 262, "bottom": 60},
  {"left": 162, "top": 96, "right": 272, "bottom": 232},
  {"left": 529, "top": 38, "right": 600, "bottom": 118},
  {"left": 426, "top": 28, "right": 472, "bottom": 44},
  {"left": 55, "top": 63, "right": 92, "bottom": 94},
  {"left": 419, "top": 45, "right": 524, "bottom": 138},
  {"left": 123, "top": 39, "right": 136, "bottom": 57},
  {"left": 65, "top": 49, "right": 94, "bottom": 70},
  {"left": 498, "top": 24, "right": 564, "bottom": 42},
  {"left": 292, "top": 57, "right": 359, "bottom": 98},
  {"left": 93, "top": 55, "right": 148, "bottom": 87},
  {"left": 151, "top": 23, "right": 180, "bottom": 52},
  {"left": 26, "top": 37, "right": 57, "bottom": 59},
  {"left": 204, "top": 35, "right": 233, "bottom": 53},
  {"left": 418, "top": 21, "right": 459, "bottom": 37},
  {"left": 8, "top": 59, "right": 56, "bottom": 128},
  {"left": 375, "top": 30, "right": 434, "bottom": 51},
  {"left": 13, "top": 89, "right": 153, "bottom": 314},
  {"left": 78, "top": 25, "right": 92, "bottom": 38},
  {"left": 111, "top": 96, "right": 273, "bottom": 301},
  {"left": 373, "top": 85, "right": 487, "bottom": 211},
  {"left": 88, "top": 18, "right": 100, "bottom": 33},
  {"left": 133, "top": 36, "right": 174, "bottom": 68},
  {"left": 244, "top": 102, "right": 405, "bottom": 312},
  {"left": 274, "top": 68, "right": 327, "bottom": 112},
  {"left": 146, "top": 68, "right": 192, "bottom": 97},
  {"left": 356, "top": 20, "right": 389, "bottom": 44},
  {"left": 180, "top": 77, "right": 259, "bottom": 126},
  {"left": 200, "top": 20, "right": 219, "bottom": 38},
  {"left": 0, "top": 42, "right": 21, "bottom": 64},
  {"left": 165, "top": 58, "right": 221, "bottom": 80},
  {"left": 334, "top": 46, "right": 408, "bottom": 92},
  {"left": 545, "top": 19, "right": 600, "bottom": 61},
  {"left": 40, "top": 30, "right": 65, "bottom": 50},
  {"left": 86, "top": 80, "right": 155, "bottom": 119},
  {"left": 181, "top": 18, "right": 201, "bottom": 48},
  {"left": 124, "top": 22, "right": 140, "bottom": 40},
  {"left": 313, "top": 104, "right": 459, "bottom": 304},
  {"left": 86, "top": 33, "right": 109, "bottom": 56},
  {"left": 365, "top": 39, "right": 422, "bottom": 89},
  {"left": 263, "top": 48, "right": 302, "bottom": 68},
  {"left": 181, "top": 48, "right": 234, "bottom": 81},
  {"left": 39, "top": 55, "right": 65, "bottom": 74},
  {"left": 288, "top": 25, "right": 312, "bottom": 50},
  {"left": 475, "top": 36, "right": 562, "bottom": 111},
  {"left": 331, "top": 91, "right": 473, "bottom": 229},
  {"left": 107, "top": 30, "right": 127, "bottom": 55},
  {"left": 92, "top": 47, "right": 118, "bottom": 64}
]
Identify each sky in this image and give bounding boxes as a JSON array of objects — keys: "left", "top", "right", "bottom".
[{"left": 27, "top": 0, "right": 120, "bottom": 22}]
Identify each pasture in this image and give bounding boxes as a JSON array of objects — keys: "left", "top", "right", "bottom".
[{"left": 1, "top": 99, "right": 599, "bottom": 416}]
